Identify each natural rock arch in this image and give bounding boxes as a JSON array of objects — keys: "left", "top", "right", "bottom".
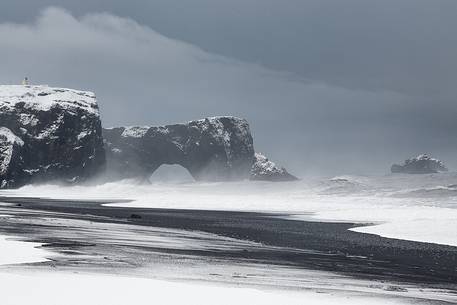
[
  {"left": 0, "top": 86, "right": 297, "bottom": 188},
  {"left": 103, "top": 117, "right": 255, "bottom": 182}
]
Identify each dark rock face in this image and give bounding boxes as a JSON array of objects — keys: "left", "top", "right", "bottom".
[
  {"left": 0, "top": 85, "right": 105, "bottom": 188},
  {"left": 104, "top": 117, "right": 255, "bottom": 181},
  {"left": 1, "top": 85, "right": 296, "bottom": 186},
  {"left": 250, "top": 153, "right": 298, "bottom": 182},
  {"left": 0, "top": 127, "right": 26, "bottom": 188},
  {"left": 391, "top": 154, "right": 448, "bottom": 174}
]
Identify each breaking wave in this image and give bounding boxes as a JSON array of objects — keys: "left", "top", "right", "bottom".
[
  {"left": 318, "top": 176, "right": 372, "bottom": 195},
  {"left": 391, "top": 185, "right": 457, "bottom": 198},
  {"left": 2, "top": 172, "right": 457, "bottom": 246}
]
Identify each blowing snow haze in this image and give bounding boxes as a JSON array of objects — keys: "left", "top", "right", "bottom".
[{"left": 1, "top": 1, "right": 457, "bottom": 175}]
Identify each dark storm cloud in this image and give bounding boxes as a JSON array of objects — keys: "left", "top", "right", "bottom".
[
  {"left": 0, "top": 2, "right": 457, "bottom": 174},
  {"left": 2, "top": 0, "right": 457, "bottom": 97}
]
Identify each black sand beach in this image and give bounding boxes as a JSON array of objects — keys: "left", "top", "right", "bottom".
[{"left": 0, "top": 195, "right": 456, "bottom": 292}]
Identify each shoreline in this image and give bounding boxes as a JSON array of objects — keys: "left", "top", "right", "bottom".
[
  {"left": 0, "top": 196, "right": 456, "bottom": 284},
  {"left": 0, "top": 195, "right": 456, "bottom": 304}
]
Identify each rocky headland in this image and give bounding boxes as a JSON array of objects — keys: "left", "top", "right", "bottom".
[
  {"left": 0, "top": 85, "right": 105, "bottom": 188},
  {"left": 0, "top": 85, "right": 296, "bottom": 188}
]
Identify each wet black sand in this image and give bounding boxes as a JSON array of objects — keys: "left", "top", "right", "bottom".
[{"left": 0, "top": 195, "right": 456, "bottom": 292}]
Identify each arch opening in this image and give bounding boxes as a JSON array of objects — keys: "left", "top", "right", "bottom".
[{"left": 149, "top": 164, "right": 195, "bottom": 184}]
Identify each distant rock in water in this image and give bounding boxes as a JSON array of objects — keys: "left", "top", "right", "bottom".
[
  {"left": 250, "top": 153, "right": 298, "bottom": 182},
  {"left": 391, "top": 154, "right": 448, "bottom": 174},
  {"left": 104, "top": 117, "right": 255, "bottom": 181},
  {"left": 0, "top": 85, "right": 105, "bottom": 188}
]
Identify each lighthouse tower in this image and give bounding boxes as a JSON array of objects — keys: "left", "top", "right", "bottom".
[{"left": 22, "top": 77, "right": 29, "bottom": 86}]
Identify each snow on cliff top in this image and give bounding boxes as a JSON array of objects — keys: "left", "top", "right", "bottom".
[
  {"left": 115, "top": 116, "right": 251, "bottom": 139},
  {"left": 0, "top": 85, "right": 98, "bottom": 115},
  {"left": 193, "top": 116, "right": 243, "bottom": 123},
  {"left": 404, "top": 154, "right": 447, "bottom": 167},
  {"left": 112, "top": 116, "right": 247, "bottom": 130},
  {"left": 121, "top": 126, "right": 150, "bottom": 138}
]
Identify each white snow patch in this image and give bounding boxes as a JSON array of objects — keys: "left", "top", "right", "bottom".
[
  {"left": 0, "top": 127, "right": 24, "bottom": 146},
  {"left": 0, "top": 271, "right": 414, "bottom": 305},
  {"left": 77, "top": 131, "right": 90, "bottom": 140},
  {"left": 23, "top": 168, "right": 40, "bottom": 174},
  {"left": 350, "top": 219, "right": 457, "bottom": 246},
  {"left": 18, "top": 113, "right": 38, "bottom": 126},
  {"left": 0, "top": 234, "right": 50, "bottom": 265},
  {"left": 121, "top": 126, "right": 149, "bottom": 138}
]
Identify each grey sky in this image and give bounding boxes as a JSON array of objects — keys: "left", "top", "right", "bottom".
[{"left": 1, "top": 1, "right": 456, "bottom": 174}]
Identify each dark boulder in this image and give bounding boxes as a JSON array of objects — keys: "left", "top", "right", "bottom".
[{"left": 250, "top": 153, "right": 298, "bottom": 182}]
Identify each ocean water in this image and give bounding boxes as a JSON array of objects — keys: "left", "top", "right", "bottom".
[{"left": 3, "top": 172, "right": 457, "bottom": 247}]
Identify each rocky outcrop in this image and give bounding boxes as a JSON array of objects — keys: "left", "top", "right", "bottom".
[
  {"left": 250, "top": 153, "right": 298, "bottom": 182},
  {"left": 0, "top": 85, "right": 105, "bottom": 188},
  {"left": 1, "top": 85, "right": 296, "bottom": 187},
  {"left": 104, "top": 117, "right": 255, "bottom": 181},
  {"left": 391, "top": 154, "right": 448, "bottom": 174}
]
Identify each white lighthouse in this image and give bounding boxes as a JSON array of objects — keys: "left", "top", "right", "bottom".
[{"left": 22, "top": 77, "right": 29, "bottom": 86}]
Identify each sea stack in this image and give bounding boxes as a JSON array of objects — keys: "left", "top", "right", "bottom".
[
  {"left": 391, "top": 154, "right": 448, "bottom": 174},
  {"left": 250, "top": 153, "right": 298, "bottom": 181}
]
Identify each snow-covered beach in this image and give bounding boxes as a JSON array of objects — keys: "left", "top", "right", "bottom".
[
  {"left": 0, "top": 271, "right": 430, "bottom": 305},
  {"left": 1, "top": 2, "right": 456, "bottom": 304}
]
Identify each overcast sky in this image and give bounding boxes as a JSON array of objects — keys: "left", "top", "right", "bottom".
[{"left": 1, "top": 1, "right": 456, "bottom": 174}]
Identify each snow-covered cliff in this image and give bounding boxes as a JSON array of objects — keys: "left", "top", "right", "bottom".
[
  {"left": 0, "top": 85, "right": 105, "bottom": 188},
  {"left": 1, "top": 85, "right": 296, "bottom": 187},
  {"left": 104, "top": 117, "right": 255, "bottom": 181}
]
